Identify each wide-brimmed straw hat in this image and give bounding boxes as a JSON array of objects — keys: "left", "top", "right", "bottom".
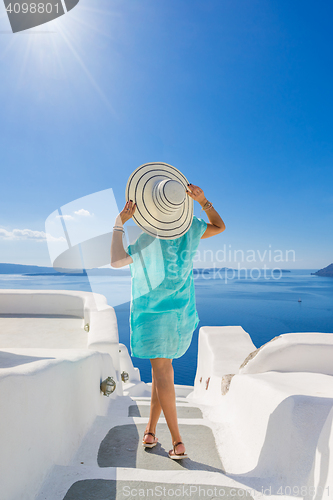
[{"left": 125, "top": 162, "right": 193, "bottom": 240}]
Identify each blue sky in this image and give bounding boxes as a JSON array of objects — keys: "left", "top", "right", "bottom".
[{"left": 0, "top": 0, "right": 332, "bottom": 269}]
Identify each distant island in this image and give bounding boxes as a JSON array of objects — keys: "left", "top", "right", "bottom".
[
  {"left": 311, "top": 263, "right": 333, "bottom": 278},
  {"left": 0, "top": 263, "right": 131, "bottom": 277},
  {"left": 0, "top": 263, "right": 297, "bottom": 278}
]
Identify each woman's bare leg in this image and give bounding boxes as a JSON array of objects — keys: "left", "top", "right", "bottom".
[
  {"left": 143, "top": 367, "right": 162, "bottom": 445},
  {"left": 149, "top": 358, "right": 186, "bottom": 455}
]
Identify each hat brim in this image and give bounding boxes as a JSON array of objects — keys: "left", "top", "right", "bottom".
[{"left": 125, "top": 162, "right": 193, "bottom": 240}]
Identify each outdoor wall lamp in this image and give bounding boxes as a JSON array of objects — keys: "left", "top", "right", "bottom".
[
  {"left": 100, "top": 376, "right": 116, "bottom": 396},
  {"left": 121, "top": 371, "right": 129, "bottom": 382}
]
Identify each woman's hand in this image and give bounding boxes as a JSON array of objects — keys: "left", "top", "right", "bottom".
[
  {"left": 111, "top": 200, "right": 135, "bottom": 268},
  {"left": 185, "top": 183, "right": 207, "bottom": 206},
  {"left": 119, "top": 200, "right": 136, "bottom": 224}
]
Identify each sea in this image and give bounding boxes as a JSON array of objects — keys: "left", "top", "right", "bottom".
[{"left": 1, "top": 269, "right": 332, "bottom": 386}]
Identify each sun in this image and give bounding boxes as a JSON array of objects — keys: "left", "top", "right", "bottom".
[{"left": 0, "top": 0, "right": 118, "bottom": 112}]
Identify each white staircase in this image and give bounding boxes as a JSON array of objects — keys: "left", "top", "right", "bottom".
[{"left": 35, "top": 391, "right": 259, "bottom": 500}]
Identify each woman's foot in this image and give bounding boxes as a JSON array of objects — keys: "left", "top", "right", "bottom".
[
  {"left": 168, "top": 441, "right": 188, "bottom": 459},
  {"left": 142, "top": 431, "right": 158, "bottom": 448}
]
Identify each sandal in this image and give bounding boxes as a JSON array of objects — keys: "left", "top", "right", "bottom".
[
  {"left": 168, "top": 441, "right": 188, "bottom": 460},
  {"left": 142, "top": 432, "right": 158, "bottom": 448}
]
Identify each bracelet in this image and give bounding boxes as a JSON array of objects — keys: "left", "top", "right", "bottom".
[
  {"left": 113, "top": 227, "right": 124, "bottom": 233},
  {"left": 201, "top": 200, "right": 213, "bottom": 211},
  {"left": 204, "top": 203, "right": 213, "bottom": 211},
  {"left": 113, "top": 225, "right": 124, "bottom": 229}
]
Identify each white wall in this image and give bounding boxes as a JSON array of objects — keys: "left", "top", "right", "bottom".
[
  {"left": 0, "top": 289, "right": 122, "bottom": 387},
  {"left": 119, "top": 343, "right": 141, "bottom": 382},
  {"left": 191, "top": 326, "right": 256, "bottom": 402},
  {"left": 240, "top": 333, "right": 333, "bottom": 376},
  {"left": 203, "top": 371, "right": 333, "bottom": 488},
  {"left": 308, "top": 406, "right": 333, "bottom": 495},
  {"left": 0, "top": 349, "right": 117, "bottom": 500},
  {"left": 190, "top": 327, "right": 333, "bottom": 493},
  {"left": 0, "top": 290, "right": 146, "bottom": 500},
  {"left": 0, "top": 289, "right": 85, "bottom": 317}
]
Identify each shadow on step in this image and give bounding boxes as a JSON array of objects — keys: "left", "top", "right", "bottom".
[
  {"left": 128, "top": 404, "right": 203, "bottom": 419},
  {"left": 64, "top": 479, "right": 253, "bottom": 500},
  {"left": 0, "top": 350, "right": 55, "bottom": 368},
  {"left": 98, "top": 423, "right": 224, "bottom": 473}
]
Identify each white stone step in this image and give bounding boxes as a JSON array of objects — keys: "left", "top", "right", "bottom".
[
  {"left": 128, "top": 403, "right": 203, "bottom": 418},
  {"left": 36, "top": 465, "right": 261, "bottom": 500},
  {"left": 131, "top": 395, "right": 190, "bottom": 403},
  {"left": 69, "top": 418, "right": 219, "bottom": 468},
  {"left": 35, "top": 410, "right": 293, "bottom": 500}
]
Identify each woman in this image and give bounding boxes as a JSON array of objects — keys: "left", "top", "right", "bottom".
[{"left": 111, "top": 166, "right": 225, "bottom": 460}]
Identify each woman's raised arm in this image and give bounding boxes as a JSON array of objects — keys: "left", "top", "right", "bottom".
[
  {"left": 186, "top": 183, "right": 225, "bottom": 239},
  {"left": 110, "top": 200, "right": 136, "bottom": 268}
]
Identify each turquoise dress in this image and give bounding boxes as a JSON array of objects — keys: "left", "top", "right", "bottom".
[{"left": 126, "top": 215, "right": 207, "bottom": 359}]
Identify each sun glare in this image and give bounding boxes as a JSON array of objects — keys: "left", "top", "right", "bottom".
[{"left": 1, "top": 0, "right": 119, "bottom": 111}]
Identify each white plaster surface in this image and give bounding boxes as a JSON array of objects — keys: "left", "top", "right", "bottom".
[
  {"left": 0, "top": 289, "right": 135, "bottom": 500},
  {"left": 0, "top": 316, "right": 87, "bottom": 348},
  {"left": 309, "top": 405, "right": 333, "bottom": 496},
  {"left": 239, "top": 332, "right": 333, "bottom": 376},
  {"left": 119, "top": 343, "right": 141, "bottom": 382},
  {"left": 200, "top": 371, "right": 333, "bottom": 492},
  {"left": 192, "top": 326, "right": 257, "bottom": 401},
  {"left": 189, "top": 325, "right": 333, "bottom": 498},
  {"left": 0, "top": 289, "right": 86, "bottom": 317},
  {"left": 0, "top": 289, "right": 121, "bottom": 375},
  {"left": 0, "top": 348, "right": 117, "bottom": 500}
]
